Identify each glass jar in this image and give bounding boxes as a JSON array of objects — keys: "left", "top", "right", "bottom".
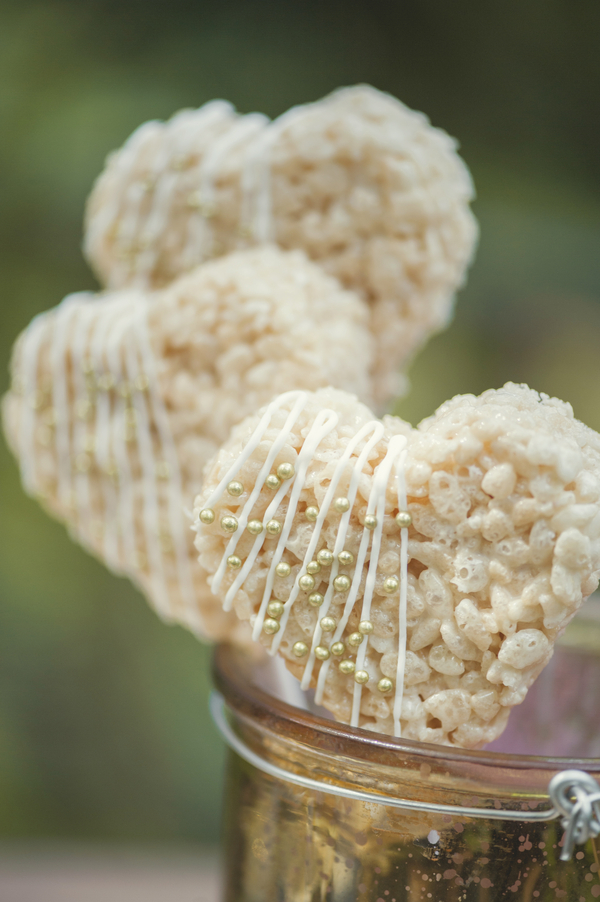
[{"left": 212, "top": 601, "right": 600, "bottom": 902}]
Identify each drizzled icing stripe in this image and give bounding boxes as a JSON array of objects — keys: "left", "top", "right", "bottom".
[
  {"left": 311, "top": 423, "right": 386, "bottom": 701},
  {"left": 133, "top": 103, "right": 235, "bottom": 287},
  {"left": 249, "top": 408, "right": 339, "bottom": 638},
  {"left": 85, "top": 119, "right": 162, "bottom": 277},
  {"left": 18, "top": 310, "right": 52, "bottom": 495},
  {"left": 210, "top": 393, "right": 309, "bottom": 606},
  {"left": 70, "top": 297, "right": 99, "bottom": 541},
  {"left": 394, "top": 449, "right": 409, "bottom": 738},
  {"left": 106, "top": 305, "right": 139, "bottom": 571},
  {"left": 135, "top": 306, "right": 203, "bottom": 634},
  {"left": 52, "top": 295, "right": 87, "bottom": 509},
  {"left": 198, "top": 394, "right": 413, "bottom": 732},
  {"left": 242, "top": 92, "right": 339, "bottom": 244},
  {"left": 182, "top": 113, "right": 268, "bottom": 269},
  {"left": 350, "top": 435, "right": 407, "bottom": 727},
  {"left": 90, "top": 298, "right": 123, "bottom": 572},
  {"left": 203, "top": 391, "right": 307, "bottom": 512},
  {"left": 280, "top": 421, "right": 385, "bottom": 673},
  {"left": 123, "top": 314, "right": 170, "bottom": 618}
]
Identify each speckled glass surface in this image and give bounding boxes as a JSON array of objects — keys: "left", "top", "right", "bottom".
[{"left": 213, "top": 606, "right": 600, "bottom": 902}]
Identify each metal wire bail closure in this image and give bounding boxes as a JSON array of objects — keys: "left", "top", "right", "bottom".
[
  {"left": 548, "top": 769, "right": 600, "bottom": 861},
  {"left": 212, "top": 692, "right": 600, "bottom": 861}
]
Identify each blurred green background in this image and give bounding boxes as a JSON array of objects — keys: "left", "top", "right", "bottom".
[{"left": 1, "top": 0, "right": 599, "bottom": 844}]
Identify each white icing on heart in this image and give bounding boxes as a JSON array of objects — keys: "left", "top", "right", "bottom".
[
  {"left": 15, "top": 291, "right": 202, "bottom": 633},
  {"left": 198, "top": 393, "right": 411, "bottom": 734}
]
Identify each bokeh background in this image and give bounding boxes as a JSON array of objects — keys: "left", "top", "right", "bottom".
[{"left": 1, "top": 0, "right": 600, "bottom": 850}]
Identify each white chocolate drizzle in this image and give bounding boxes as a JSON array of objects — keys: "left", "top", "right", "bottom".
[
  {"left": 394, "top": 449, "right": 409, "bottom": 738},
  {"left": 198, "top": 395, "right": 411, "bottom": 731},
  {"left": 13, "top": 291, "right": 204, "bottom": 635},
  {"left": 133, "top": 102, "right": 234, "bottom": 287}
]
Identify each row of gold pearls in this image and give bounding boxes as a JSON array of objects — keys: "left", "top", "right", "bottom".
[
  {"left": 394, "top": 449, "right": 411, "bottom": 737},
  {"left": 71, "top": 299, "right": 102, "bottom": 546},
  {"left": 349, "top": 436, "right": 408, "bottom": 728},
  {"left": 203, "top": 392, "right": 308, "bottom": 607},
  {"left": 248, "top": 407, "right": 340, "bottom": 640},
  {"left": 134, "top": 305, "right": 203, "bottom": 634},
  {"left": 122, "top": 305, "right": 170, "bottom": 617},
  {"left": 292, "top": 421, "right": 387, "bottom": 688},
  {"left": 90, "top": 299, "right": 123, "bottom": 571},
  {"left": 110, "top": 103, "right": 231, "bottom": 288},
  {"left": 133, "top": 104, "right": 234, "bottom": 287},
  {"left": 183, "top": 112, "right": 268, "bottom": 269},
  {"left": 311, "top": 422, "right": 388, "bottom": 702},
  {"left": 86, "top": 120, "right": 162, "bottom": 287}
]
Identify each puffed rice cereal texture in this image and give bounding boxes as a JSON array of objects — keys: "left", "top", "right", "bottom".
[
  {"left": 84, "top": 85, "right": 478, "bottom": 407},
  {"left": 2, "top": 247, "right": 372, "bottom": 641},
  {"left": 194, "top": 384, "right": 600, "bottom": 747}
]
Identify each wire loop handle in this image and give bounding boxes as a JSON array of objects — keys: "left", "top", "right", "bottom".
[
  {"left": 549, "top": 770, "right": 600, "bottom": 861},
  {"left": 211, "top": 692, "right": 600, "bottom": 860}
]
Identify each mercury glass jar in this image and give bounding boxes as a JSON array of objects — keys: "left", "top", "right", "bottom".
[{"left": 212, "top": 601, "right": 600, "bottom": 902}]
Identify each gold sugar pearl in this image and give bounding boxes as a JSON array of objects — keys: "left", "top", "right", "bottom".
[
  {"left": 377, "top": 678, "right": 393, "bottom": 694},
  {"left": 314, "top": 646, "right": 330, "bottom": 661},
  {"left": 263, "top": 618, "right": 280, "bottom": 635},
  {"left": 320, "top": 616, "right": 336, "bottom": 632},
  {"left": 275, "top": 561, "right": 291, "bottom": 577},
  {"left": 265, "top": 474, "right": 281, "bottom": 490},
  {"left": 348, "top": 632, "right": 364, "bottom": 647},
  {"left": 75, "top": 453, "right": 91, "bottom": 473},
  {"left": 306, "top": 560, "right": 321, "bottom": 575},
  {"left": 227, "top": 555, "right": 242, "bottom": 569},
  {"left": 354, "top": 670, "right": 369, "bottom": 685},
  {"left": 156, "top": 461, "right": 170, "bottom": 480},
  {"left": 134, "top": 374, "right": 149, "bottom": 393},
  {"left": 227, "top": 481, "right": 244, "bottom": 497},
  {"left": 221, "top": 515, "right": 238, "bottom": 534},
  {"left": 364, "top": 514, "right": 378, "bottom": 530},
  {"left": 277, "top": 462, "right": 295, "bottom": 481},
  {"left": 339, "top": 660, "right": 355, "bottom": 674},
  {"left": 338, "top": 550, "right": 354, "bottom": 566},
  {"left": 331, "top": 642, "right": 345, "bottom": 656},
  {"left": 333, "top": 497, "right": 350, "bottom": 513},
  {"left": 265, "top": 519, "right": 282, "bottom": 536},
  {"left": 247, "top": 519, "right": 264, "bottom": 536},
  {"left": 199, "top": 508, "right": 215, "bottom": 525},
  {"left": 333, "top": 575, "right": 351, "bottom": 593},
  {"left": 317, "top": 549, "right": 334, "bottom": 567},
  {"left": 97, "top": 373, "right": 115, "bottom": 392},
  {"left": 305, "top": 506, "right": 319, "bottom": 522},
  {"left": 383, "top": 576, "right": 400, "bottom": 594},
  {"left": 396, "top": 510, "right": 412, "bottom": 528},
  {"left": 293, "top": 641, "right": 308, "bottom": 657},
  {"left": 299, "top": 574, "right": 315, "bottom": 592},
  {"left": 267, "top": 601, "right": 284, "bottom": 618},
  {"left": 359, "top": 620, "right": 374, "bottom": 635},
  {"left": 308, "top": 592, "right": 324, "bottom": 607}
]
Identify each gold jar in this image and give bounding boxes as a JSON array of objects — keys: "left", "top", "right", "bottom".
[{"left": 212, "top": 603, "right": 600, "bottom": 901}]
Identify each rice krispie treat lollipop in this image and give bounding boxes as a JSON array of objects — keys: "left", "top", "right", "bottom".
[
  {"left": 2, "top": 247, "right": 372, "bottom": 640},
  {"left": 193, "top": 384, "right": 600, "bottom": 747},
  {"left": 84, "top": 85, "right": 478, "bottom": 405}
]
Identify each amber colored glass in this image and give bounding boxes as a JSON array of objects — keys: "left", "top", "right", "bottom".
[{"left": 213, "top": 608, "right": 600, "bottom": 902}]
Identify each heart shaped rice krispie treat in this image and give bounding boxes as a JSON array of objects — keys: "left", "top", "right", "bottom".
[
  {"left": 84, "top": 86, "right": 477, "bottom": 405},
  {"left": 193, "top": 384, "right": 600, "bottom": 747},
  {"left": 2, "top": 247, "right": 372, "bottom": 640}
]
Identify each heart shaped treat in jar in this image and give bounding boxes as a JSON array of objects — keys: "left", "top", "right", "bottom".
[
  {"left": 84, "top": 85, "right": 478, "bottom": 407},
  {"left": 2, "top": 247, "right": 372, "bottom": 641},
  {"left": 193, "top": 384, "right": 600, "bottom": 747}
]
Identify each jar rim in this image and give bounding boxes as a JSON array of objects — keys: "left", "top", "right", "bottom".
[{"left": 213, "top": 643, "right": 600, "bottom": 778}]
